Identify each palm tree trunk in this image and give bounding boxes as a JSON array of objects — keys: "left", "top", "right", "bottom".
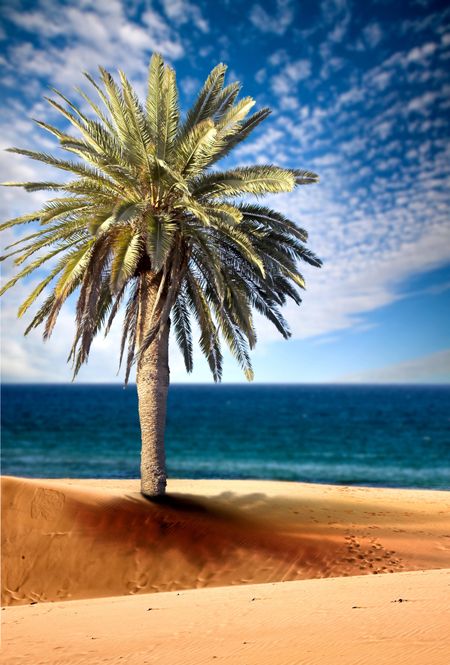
[{"left": 136, "top": 271, "right": 169, "bottom": 497}]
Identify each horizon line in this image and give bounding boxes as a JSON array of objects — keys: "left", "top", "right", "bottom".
[{"left": 2, "top": 381, "right": 450, "bottom": 387}]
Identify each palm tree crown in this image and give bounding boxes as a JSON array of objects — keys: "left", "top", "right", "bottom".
[{"left": 1, "top": 54, "right": 321, "bottom": 384}]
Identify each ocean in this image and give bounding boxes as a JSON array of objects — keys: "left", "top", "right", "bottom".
[{"left": 1, "top": 384, "right": 450, "bottom": 490}]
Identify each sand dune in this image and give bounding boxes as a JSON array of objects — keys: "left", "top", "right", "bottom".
[
  {"left": 2, "top": 476, "right": 450, "bottom": 605},
  {"left": 2, "top": 569, "right": 450, "bottom": 664}
]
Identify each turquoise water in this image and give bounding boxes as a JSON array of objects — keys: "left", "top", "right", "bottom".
[{"left": 1, "top": 384, "right": 450, "bottom": 489}]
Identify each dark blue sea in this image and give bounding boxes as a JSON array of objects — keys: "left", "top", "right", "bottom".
[{"left": 1, "top": 384, "right": 450, "bottom": 490}]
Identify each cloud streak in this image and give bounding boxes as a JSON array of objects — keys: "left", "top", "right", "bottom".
[{"left": 338, "top": 349, "right": 450, "bottom": 383}]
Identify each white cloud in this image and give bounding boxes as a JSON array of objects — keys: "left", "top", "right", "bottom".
[
  {"left": 234, "top": 126, "right": 285, "bottom": 163},
  {"left": 338, "top": 349, "right": 450, "bottom": 383},
  {"left": 406, "top": 41, "right": 438, "bottom": 63},
  {"left": 400, "top": 8, "right": 450, "bottom": 36},
  {"left": 363, "top": 22, "right": 383, "bottom": 48},
  {"left": 320, "top": 0, "right": 351, "bottom": 45},
  {"left": 279, "top": 95, "right": 299, "bottom": 111},
  {"left": 160, "top": 0, "right": 209, "bottom": 33},
  {"left": 270, "top": 59, "right": 311, "bottom": 99},
  {"left": 180, "top": 75, "right": 201, "bottom": 97},
  {"left": 407, "top": 90, "right": 438, "bottom": 113},
  {"left": 268, "top": 49, "right": 288, "bottom": 67},
  {"left": 255, "top": 68, "right": 267, "bottom": 84},
  {"left": 2, "top": 0, "right": 184, "bottom": 95},
  {"left": 249, "top": 0, "right": 294, "bottom": 36}
]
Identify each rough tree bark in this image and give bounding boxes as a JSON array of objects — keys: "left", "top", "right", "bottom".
[{"left": 136, "top": 271, "right": 169, "bottom": 497}]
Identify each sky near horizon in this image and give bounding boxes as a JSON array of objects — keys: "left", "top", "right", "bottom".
[{"left": 0, "top": 0, "right": 449, "bottom": 384}]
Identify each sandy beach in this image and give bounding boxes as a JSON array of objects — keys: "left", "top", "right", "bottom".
[{"left": 2, "top": 476, "right": 450, "bottom": 663}]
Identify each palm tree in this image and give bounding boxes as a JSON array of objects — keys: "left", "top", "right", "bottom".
[{"left": 1, "top": 54, "right": 321, "bottom": 496}]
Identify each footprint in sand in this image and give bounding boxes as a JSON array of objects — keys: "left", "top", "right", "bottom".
[
  {"left": 127, "top": 572, "right": 149, "bottom": 594},
  {"left": 31, "top": 488, "right": 65, "bottom": 520}
]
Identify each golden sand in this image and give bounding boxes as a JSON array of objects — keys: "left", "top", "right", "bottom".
[{"left": 1, "top": 476, "right": 449, "bottom": 663}]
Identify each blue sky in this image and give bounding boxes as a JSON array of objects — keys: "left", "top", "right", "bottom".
[{"left": 0, "top": 0, "right": 449, "bottom": 383}]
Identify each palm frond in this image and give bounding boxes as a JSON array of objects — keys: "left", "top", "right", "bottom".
[
  {"left": 213, "top": 82, "right": 241, "bottom": 119},
  {"left": 238, "top": 204, "right": 309, "bottom": 242},
  {"left": 173, "top": 119, "right": 217, "bottom": 176},
  {"left": 172, "top": 285, "right": 193, "bottom": 373},
  {"left": 216, "top": 96, "right": 255, "bottom": 133},
  {"left": 146, "top": 213, "right": 176, "bottom": 272},
  {"left": 110, "top": 228, "right": 142, "bottom": 292},
  {"left": 193, "top": 165, "right": 295, "bottom": 199},
  {"left": 24, "top": 294, "right": 56, "bottom": 335},
  {"left": 4, "top": 148, "right": 121, "bottom": 194},
  {"left": 119, "top": 69, "right": 154, "bottom": 169},
  {"left": 0, "top": 212, "right": 40, "bottom": 232},
  {"left": 185, "top": 271, "right": 222, "bottom": 381},
  {"left": 1, "top": 54, "right": 320, "bottom": 383},
  {"left": 53, "top": 242, "right": 94, "bottom": 300},
  {"left": 0, "top": 242, "right": 83, "bottom": 297},
  {"left": 208, "top": 107, "right": 271, "bottom": 165},
  {"left": 177, "top": 63, "right": 227, "bottom": 141},
  {"left": 17, "top": 258, "right": 67, "bottom": 318},
  {"left": 146, "top": 53, "right": 165, "bottom": 148},
  {"left": 293, "top": 169, "right": 319, "bottom": 185},
  {"left": 97, "top": 68, "right": 131, "bottom": 144}
]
